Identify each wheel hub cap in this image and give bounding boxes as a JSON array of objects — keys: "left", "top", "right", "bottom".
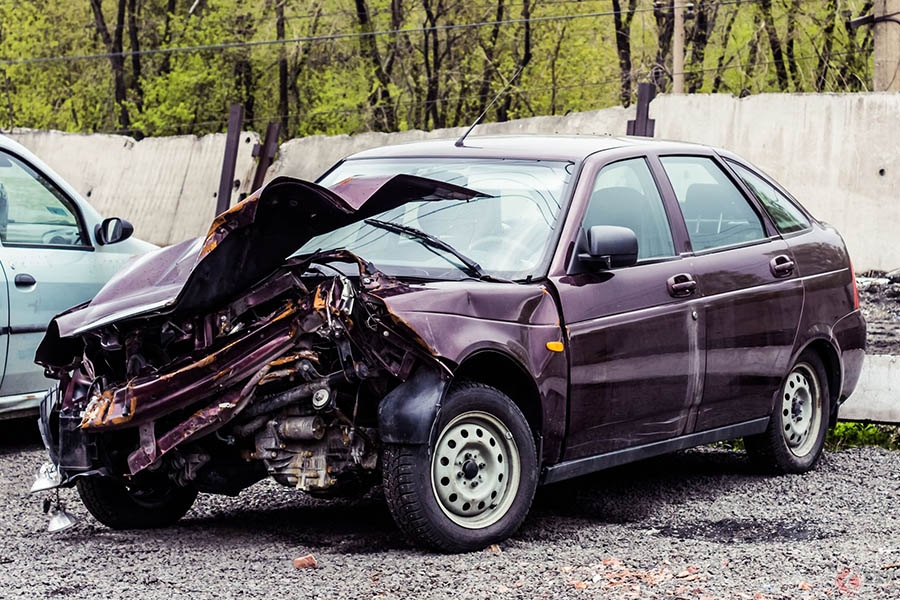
[
  {"left": 431, "top": 410, "right": 521, "bottom": 529},
  {"left": 780, "top": 363, "right": 822, "bottom": 456}
]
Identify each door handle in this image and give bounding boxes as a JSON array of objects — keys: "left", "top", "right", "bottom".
[
  {"left": 14, "top": 273, "right": 36, "bottom": 287},
  {"left": 769, "top": 255, "right": 795, "bottom": 278},
  {"left": 667, "top": 273, "right": 697, "bottom": 298}
]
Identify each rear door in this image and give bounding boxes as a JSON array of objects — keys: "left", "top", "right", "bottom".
[
  {"left": 552, "top": 154, "right": 703, "bottom": 460},
  {"left": 655, "top": 154, "right": 803, "bottom": 432}
]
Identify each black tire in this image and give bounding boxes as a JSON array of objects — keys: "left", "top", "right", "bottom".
[
  {"left": 382, "top": 382, "right": 538, "bottom": 553},
  {"left": 744, "top": 350, "right": 830, "bottom": 474},
  {"left": 76, "top": 475, "right": 198, "bottom": 530}
]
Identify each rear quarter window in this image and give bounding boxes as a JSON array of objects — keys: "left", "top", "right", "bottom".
[{"left": 727, "top": 160, "right": 810, "bottom": 234}]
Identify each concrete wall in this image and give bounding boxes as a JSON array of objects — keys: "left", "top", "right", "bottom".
[{"left": 7, "top": 93, "right": 899, "bottom": 270}]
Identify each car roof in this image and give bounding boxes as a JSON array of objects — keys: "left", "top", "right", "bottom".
[{"left": 343, "top": 135, "right": 713, "bottom": 163}]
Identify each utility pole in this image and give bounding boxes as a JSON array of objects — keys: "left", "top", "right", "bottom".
[
  {"left": 874, "top": 0, "right": 900, "bottom": 91},
  {"left": 672, "top": 0, "right": 685, "bottom": 94}
]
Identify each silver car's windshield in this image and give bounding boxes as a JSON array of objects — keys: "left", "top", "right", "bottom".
[{"left": 300, "top": 158, "right": 572, "bottom": 280}]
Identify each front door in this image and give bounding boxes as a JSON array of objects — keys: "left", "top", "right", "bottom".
[
  {"left": 0, "top": 150, "right": 112, "bottom": 397},
  {"left": 552, "top": 156, "right": 703, "bottom": 460}
]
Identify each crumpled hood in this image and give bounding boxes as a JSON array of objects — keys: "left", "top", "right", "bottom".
[{"left": 49, "top": 174, "right": 483, "bottom": 339}]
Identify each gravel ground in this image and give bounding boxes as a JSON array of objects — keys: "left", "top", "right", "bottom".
[
  {"left": 859, "top": 274, "right": 900, "bottom": 354},
  {"left": 1, "top": 419, "right": 899, "bottom": 600},
  {"left": 0, "top": 275, "right": 894, "bottom": 600}
]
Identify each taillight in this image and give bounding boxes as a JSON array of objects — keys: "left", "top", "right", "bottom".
[{"left": 850, "top": 260, "right": 860, "bottom": 310}]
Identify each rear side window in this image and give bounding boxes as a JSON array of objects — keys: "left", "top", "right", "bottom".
[
  {"left": 660, "top": 156, "right": 765, "bottom": 252},
  {"left": 727, "top": 161, "right": 810, "bottom": 234},
  {"left": 584, "top": 157, "right": 675, "bottom": 260}
]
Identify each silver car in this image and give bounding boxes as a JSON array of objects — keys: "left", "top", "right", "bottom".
[{"left": 0, "top": 134, "right": 154, "bottom": 419}]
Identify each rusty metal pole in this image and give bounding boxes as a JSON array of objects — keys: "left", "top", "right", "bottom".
[
  {"left": 216, "top": 104, "right": 244, "bottom": 216},
  {"left": 672, "top": 0, "right": 685, "bottom": 94},
  {"left": 874, "top": 0, "right": 900, "bottom": 91},
  {"left": 627, "top": 83, "right": 657, "bottom": 137}
]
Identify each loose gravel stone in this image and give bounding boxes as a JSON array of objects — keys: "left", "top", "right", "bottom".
[{"left": 2, "top": 419, "right": 899, "bottom": 599}]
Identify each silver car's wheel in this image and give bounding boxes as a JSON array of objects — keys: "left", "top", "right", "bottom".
[
  {"left": 745, "top": 350, "right": 830, "bottom": 474},
  {"left": 431, "top": 410, "right": 520, "bottom": 529},
  {"left": 780, "top": 362, "right": 823, "bottom": 457}
]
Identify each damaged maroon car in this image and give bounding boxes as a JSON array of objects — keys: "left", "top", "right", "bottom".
[{"left": 32, "top": 136, "right": 865, "bottom": 552}]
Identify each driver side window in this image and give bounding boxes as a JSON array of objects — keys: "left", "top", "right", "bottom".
[
  {"left": 0, "top": 151, "right": 86, "bottom": 247},
  {"left": 584, "top": 157, "right": 675, "bottom": 260}
]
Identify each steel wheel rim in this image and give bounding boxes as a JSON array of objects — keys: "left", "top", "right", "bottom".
[
  {"left": 780, "top": 362, "right": 822, "bottom": 457},
  {"left": 431, "top": 410, "right": 520, "bottom": 529}
]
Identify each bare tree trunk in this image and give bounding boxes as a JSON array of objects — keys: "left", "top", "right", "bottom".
[
  {"left": 275, "top": 0, "right": 289, "bottom": 136},
  {"left": 740, "top": 11, "right": 764, "bottom": 96},
  {"left": 838, "top": 1, "right": 874, "bottom": 91},
  {"left": 498, "top": 0, "right": 532, "bottom": 121},
  {"left": 686, "top": 0, "right": 718, "bottom": 93},
  {"left": 653, "top": 0, "right": 674, "bottom": 92},
  {"left": 126, "top": 0, "right": 142, "bottom": 113},
  {"left": 233, "top": 14, "right": 255, "bottom": 126},
  {"left": 160, "top": 0, "right": 177, "bottom": 75},
  {"left": 759, "top": 0, "right": 789, "bottom": 91},
  {"left": 815, "top": 0, "right": 838, "bottom": 91},
  {"left": 355, "top": 0, "right": 396, "bottom": 131},
  {"left": 474, "top": 0, "right": 505, "bottom": 117},
  {"left": 612, "top": 0, "right": 638, "bottom": 106},
  {"left": 89, "top": 0, "right": 130, "bottom": 130},
  {"left": 288, "top": 5, "right": 321, "bottom": 133},
  {"left": 422, "top": 0, "right": 442, "bottom": 129},
  {"left": 785, "top": 0, "right": 801, "bottom": 89},
  {"left": 549, "top": 24, "right": 567, "bottom": 115},
  {"left": 712, "top": 5, "right": 739, "bottom": 93}
]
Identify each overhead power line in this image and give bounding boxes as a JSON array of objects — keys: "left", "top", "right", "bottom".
[
  {"left": 95, "top": 49, "right": 849, "bottom": 136},
  {"left": 0, "top": 0, "right": 764, "bottom": 66}
]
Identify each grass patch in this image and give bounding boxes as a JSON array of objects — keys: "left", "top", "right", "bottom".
[{"left": 827, "top": 422, "right": 900, "bottom": 451}]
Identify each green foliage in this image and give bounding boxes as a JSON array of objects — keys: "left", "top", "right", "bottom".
[
  {"left": 0, "top": 0, "right": 877, "bottom": 137},
  {"left": 827, "top": 422, "right": 900, "bottom": 451}
]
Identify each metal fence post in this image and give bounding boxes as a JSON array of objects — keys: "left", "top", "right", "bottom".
[
  {"left": 626, "top": 83, "right": 656, "bottom": 137},
  {"left": 216, "top": 104, "right": 244, "bottom": 215}
]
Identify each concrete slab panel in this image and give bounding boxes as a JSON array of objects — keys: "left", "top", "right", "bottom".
[{"left": 840, "top": 354, "right": 900, "bottom": 423}]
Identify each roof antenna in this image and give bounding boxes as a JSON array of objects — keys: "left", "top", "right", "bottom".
[{"left": 454, "top": 66, "right": 525, "bottom": 148}]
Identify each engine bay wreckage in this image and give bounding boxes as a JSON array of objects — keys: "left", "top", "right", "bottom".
[{"left": 33, "top": 175, "right": 491, "bottom": 504}]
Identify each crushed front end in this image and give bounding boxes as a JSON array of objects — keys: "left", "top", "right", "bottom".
[
  {"left": 37, "top": 250, "right": 444, "bottom": 501},
  {"left": 29, "top": 175, "right": 482, "bottom": 529}
]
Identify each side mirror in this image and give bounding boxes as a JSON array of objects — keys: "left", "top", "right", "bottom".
[
  {"left": 578, "top": 225, "right": 638, "bottom": 270},
  {"left": 94, "top": 217, "right": 134, "bottom": 246}
]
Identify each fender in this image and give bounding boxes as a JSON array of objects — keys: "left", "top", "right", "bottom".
[{"left": 377, "top": 366, "right": 450, "bottom": 445}]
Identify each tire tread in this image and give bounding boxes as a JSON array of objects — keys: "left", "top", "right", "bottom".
[
  {"left": 77, "top": 476, "right": 197, "bottom": 530},
  {"left": 382, "top": 381, "right": 537, "bottom": 553}
]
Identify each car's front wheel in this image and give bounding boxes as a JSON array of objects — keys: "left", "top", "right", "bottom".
[
  {"left": 76, "top": 475, "right": 198, "bottom": 530},
  {"left": 382, "top": 382, "right": 538, "bottom": 552},
  {"left": 745, "top": 350, "right": 830, "bottom": 474}
]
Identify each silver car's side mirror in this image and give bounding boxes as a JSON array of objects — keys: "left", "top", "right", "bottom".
[{"left": 95, "top": 217, "right": 134, "bottom": 246}]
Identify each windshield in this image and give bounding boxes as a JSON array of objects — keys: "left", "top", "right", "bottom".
[{"left": 299, "top": 158, "right": 572, "bottom": 280}]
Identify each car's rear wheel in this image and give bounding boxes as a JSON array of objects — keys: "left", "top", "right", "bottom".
[
  {"left": 76, "top": 475, "right": 198, "bottom": 530},
  {"left": 382, "top": 381, "right": 538, "bottom": 552},
  {"left": 745, "top": 350, "right": 830, "bottom": 474}
]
